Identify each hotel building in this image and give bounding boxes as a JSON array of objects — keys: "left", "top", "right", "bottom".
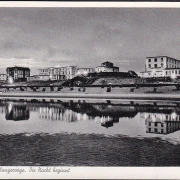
[
  {"left": 6, "top": 66, "right": 30, "bottom": 82},
  {"left": 140, "top": 56, "right": 180, "bottom": 78},
  {"left": 38, "top": 66, "right": 77, "bottom": 80}
]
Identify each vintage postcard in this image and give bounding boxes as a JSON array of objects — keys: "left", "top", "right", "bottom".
[{"left": 0, "top": 1, "right": 180, "bottom": 179}]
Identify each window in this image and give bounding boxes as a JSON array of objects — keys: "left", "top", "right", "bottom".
[
  {"left": 149, "top": 128, "right": 151, "bottom": 132},
  {"left": 166, "top": 71, "right": 168, "bottom": 75},
  {"left": 149, "top": 64, "right": 151, "bottom": 68},
  {"left": 161, "top": 63, "right": 163, "bottom": 67},
  {"left": 154, "top": 58, "right": 157, "bottom": 62},
  {"left": 176, "top": 70, "right": 177, "bottom": 74},
  {"left": 161, "top": 58, "right": 163, "bottom": 62},
  {"left": 154, "top": 122, "right": 157, "bottom": 126},
  {"left": 154, "top": 64, "right": 157, "bottom": 68},
  {"left": 161, "top": 123, "right": 164, "bottom": 127},
  {"left": 161, "top": 129, "right": 164, "bottom": 133},
  {"left": 149, "top": 122, "right": 151, "bottom": 126},
  {"left": 148, "top": 59, "right": 151, "bottom": 62},
  {"left": 154, "top": 128, "right": 157, "bottom": 133}
]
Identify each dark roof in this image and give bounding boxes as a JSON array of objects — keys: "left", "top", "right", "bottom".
[
  {"left": 7, "top": 66, "right": 30, "bottom": 70},
  {"left": 102, "top": 61, "right": 112, "bottom": 63},
  {"left": 146, "top": 56, "right": 168, "bottom": 58},
  {"left": 96, "top": 66, "right": 119, "bottom": 69},
  {"left": 146, "top": 56, "right": 180, "bottom": 61}
]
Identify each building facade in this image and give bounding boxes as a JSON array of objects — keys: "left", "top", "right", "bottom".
[
  {"left": 140, "top": 56, "right": 180, "bottom": 78},
  {"left": 6, "top": 66, "right": 30, "bottom": 82},
  {"left": 38, "top": 66, "right": 77, "bottom": 80},
  {"left": 95, "top": 61, "right": 119, "bottom": 73},
  {"left": 76, "top": 68, "right": 94, "bottom": 76},
  {"left": 0, "top": 74, "right": 7, "bottom": 82}
]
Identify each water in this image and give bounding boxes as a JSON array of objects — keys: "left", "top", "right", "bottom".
[{"left": 1, "top": 98, "right": 180, "bottom": 166}]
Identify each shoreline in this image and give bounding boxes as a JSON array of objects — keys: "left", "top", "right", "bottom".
[{"left": 1, "top": 92, "right": 180, "bottom": 101}]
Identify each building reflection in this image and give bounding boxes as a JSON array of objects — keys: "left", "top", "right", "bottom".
[
  {"left": 1, "top": 98, "right": 180, "bottom": 134},
  {"left": 5, "top": 101, "right": 29, "bottom": 121},
  {"left": 39, "top": 107, "right": 78, "bottom": 122},
  {"left": 141, "top": 111, "right": 180, "bottom": 134},
  {"left": 36, "top": 100, "right": 138, "bottom": 127}
]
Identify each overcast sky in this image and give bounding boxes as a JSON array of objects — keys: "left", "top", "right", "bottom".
[{"left": 0, "top": 8, "right": 180, "bottom": 74}]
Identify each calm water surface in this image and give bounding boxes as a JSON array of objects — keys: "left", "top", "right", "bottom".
[{"left": 1, "top": 98, "right": 180, "bottom": 166}]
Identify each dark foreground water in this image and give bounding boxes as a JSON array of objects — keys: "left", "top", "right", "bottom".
[{"left": 1, "top": 98, "right": 180, "bottom": 166}]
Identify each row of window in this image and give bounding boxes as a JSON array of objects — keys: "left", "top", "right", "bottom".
[
  {"left": 148, "top": 63, "right": 162, "bottom": 68},
  {"left": 147, "top": 114, "right": 180, "bottom": 121},
  {"left": 148, "top": 63, "right": 180, "bottom": 69},
  {"left": 165, "top": 70, "right": 180, "bottom": 75},
  {"left": 40, "top": 68, "right": 73, "bottom": 73},
  {"left": 148, "top": 128, "right": 164, "bottom": 133},
  {"left": 148, "top": 58, "right": 164, "bottom": 63},
  {"left": 148, "top": 57, "right": 180, "bottom": 63},
  {"left": 148, "top": 122, "right": 164, "bottom": 127}
]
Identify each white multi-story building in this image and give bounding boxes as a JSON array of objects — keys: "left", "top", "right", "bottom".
[
  {"left": 140, "top": 56, "right": 180, "bottom": 78},
  {"left": 0, "top": 74, "right": 7, "bottom": 82},
  {"left": 76, "top": 68, "right": 94, "bottom": 76},
  {"left": 38, "top": 66, "right": 77, "bottom": 80}
]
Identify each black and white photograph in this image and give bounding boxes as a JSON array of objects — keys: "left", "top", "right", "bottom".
[{"left": 0, "top": 1, "right": 180, "bottom": 179}]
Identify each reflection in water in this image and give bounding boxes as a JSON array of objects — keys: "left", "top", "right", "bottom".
[
  {"left": 5, "top": 101, "right": 29, "bottom": 121},
  {"left": 1, "top": 99, "right": 180, "bottom": 134},
  {"left": 142, "top": 112, "right": 180, "bottom": 134},
  {"left": 1, "top": 99, "right": 180, "bottom": 166}
]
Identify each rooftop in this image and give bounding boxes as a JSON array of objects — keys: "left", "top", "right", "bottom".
[
  {"left": 7, "top": 66, "right": 30, "bottom": 70},
  {"left": 146, "top": 56, "right": 180, "bottom": 61}
]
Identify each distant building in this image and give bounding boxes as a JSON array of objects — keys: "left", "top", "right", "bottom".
[
  {"left": 95, "top": 61, "right": 119, "bottom": 73},
  {"left": 27, "top": 75, "right": 51, "bottom": 82},
  {"left": 38, "top": 66, "right": 77, "bottom": 80},
  {"left": 76, "top": 68, "right": 94, "bottom": 76},
  {"left": 6, "top": 66, "right": 30, "bottom": 82},
  {"left": 140, "top": 56, "right": 180, "bottom": 78},
  {"left": 0, "top": 74, "right": 7, "bottom": 82}
]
